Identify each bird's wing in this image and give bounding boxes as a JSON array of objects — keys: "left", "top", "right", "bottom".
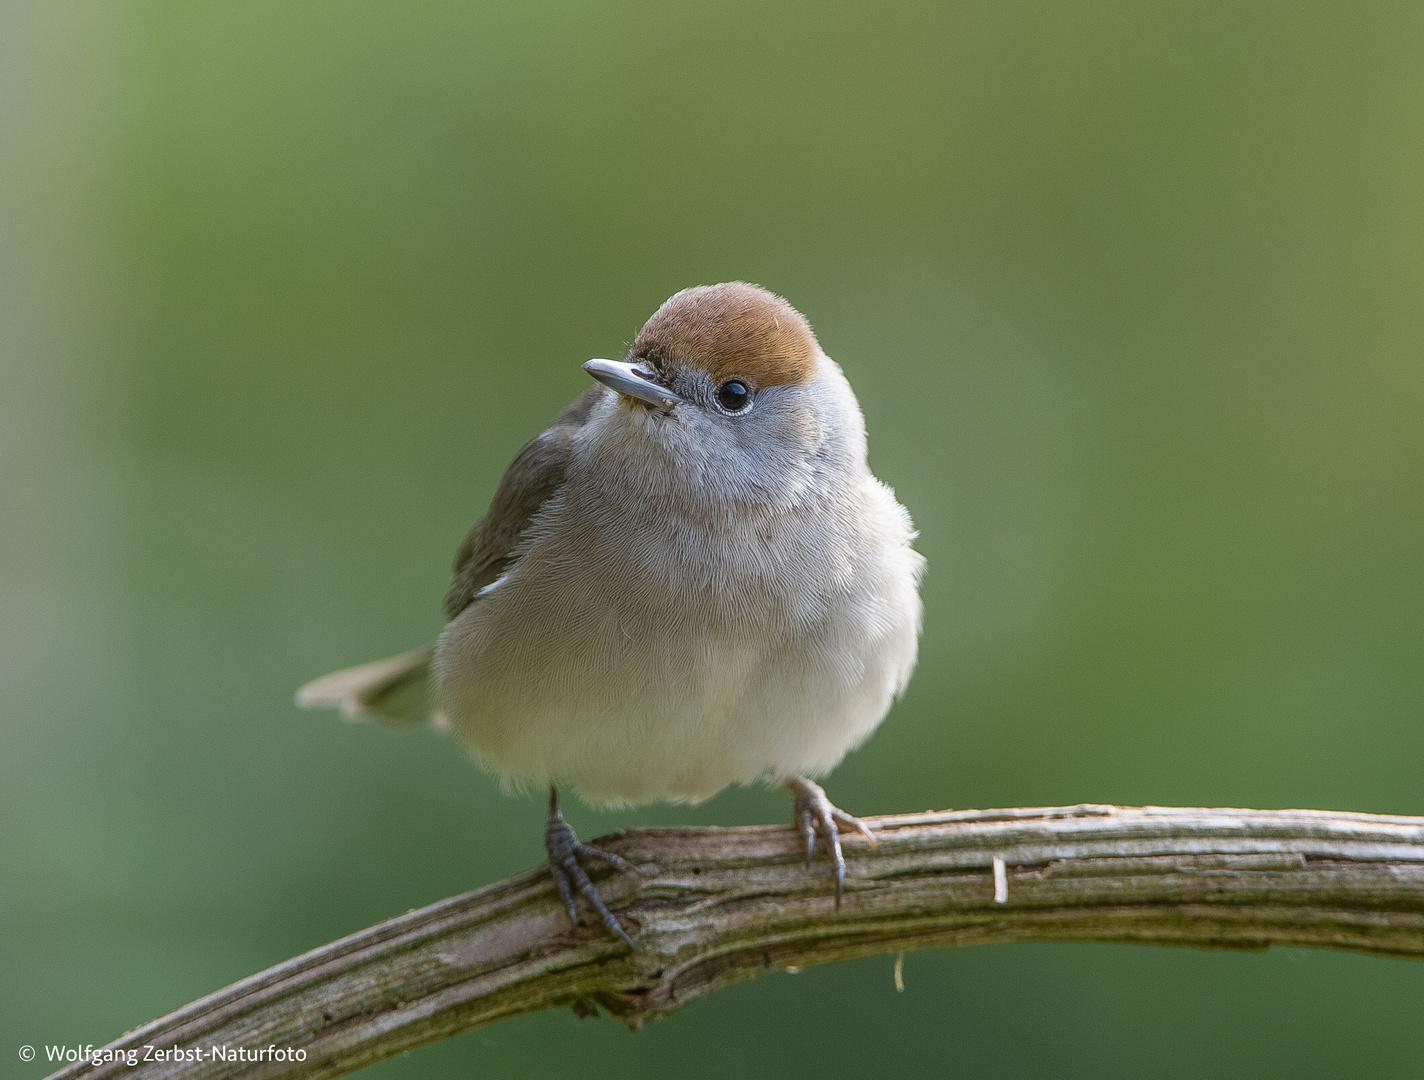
[
  {"left": 296, "top": 386, "right": 603, "bottom": 725},
  {"left": 443, "top": 384, "right": 603, "bottom": 620}
]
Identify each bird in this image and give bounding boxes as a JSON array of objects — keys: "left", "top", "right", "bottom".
[{"left": 297, "top": 282, "right": 924, "bottom": 946}]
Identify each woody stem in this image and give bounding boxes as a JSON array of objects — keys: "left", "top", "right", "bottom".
[{"left": 45, "top": 804, "right": 1424, "bottom": 1080}]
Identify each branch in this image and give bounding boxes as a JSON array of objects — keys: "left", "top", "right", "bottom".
[{"left": 47, "top": 805, "right": 1424, "bottom": 1080}]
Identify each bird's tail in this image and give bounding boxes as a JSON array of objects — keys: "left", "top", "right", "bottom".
[{"left": 295, "top": 644, "right": 435, "bottom": 726}]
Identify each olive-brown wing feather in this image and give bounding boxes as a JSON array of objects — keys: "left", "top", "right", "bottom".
[{"left": 443, "top": 385, "right": 601, "bottom": 619}]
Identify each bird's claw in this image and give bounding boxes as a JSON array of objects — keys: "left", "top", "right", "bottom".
[
  {"left": 545, "top": 787, "right": 636, "bottom": 947},
  {"left": 784, "top": 777, "right": 876, "bottom": 908}
]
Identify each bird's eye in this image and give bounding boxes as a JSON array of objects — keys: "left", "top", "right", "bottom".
[{"left": 717, "top": 379, "right": 751, "bottom": 412}]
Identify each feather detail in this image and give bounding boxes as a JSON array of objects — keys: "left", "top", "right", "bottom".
[
  {"left": 443, "top": 385, "right": 602, "bottom": 619},
  {"left": 634, "top": 282, "right": 817, "bottom": 389},
  {"left": 296, "top": 645, "right": 434, "bottom": 725}
]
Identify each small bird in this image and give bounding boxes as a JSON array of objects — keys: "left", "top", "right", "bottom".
[{"left": 298, "top": 282, "right": 923, "bottom": 945}]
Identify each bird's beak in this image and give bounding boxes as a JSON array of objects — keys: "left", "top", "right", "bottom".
[{"left": 583, "top": 358, "right": 683, "bottom": 408}]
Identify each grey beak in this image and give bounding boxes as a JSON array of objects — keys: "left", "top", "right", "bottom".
[{"left": 583, "top": 358, "right": 683, "bottom": 408}]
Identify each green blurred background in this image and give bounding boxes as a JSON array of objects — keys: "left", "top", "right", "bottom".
[{"left": 3, "top": 1, "right": 1423, "bottom": 1076}]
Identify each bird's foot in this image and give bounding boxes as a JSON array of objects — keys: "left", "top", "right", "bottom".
[
  {"left": 545, "top": 786, "right": 636, "bottom": 947},
  {"left": 784, "top": 776, "right": 877, "bottom": 908}
]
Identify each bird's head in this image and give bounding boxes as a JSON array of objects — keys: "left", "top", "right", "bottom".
[{"left": 580, "top": 282, "right": 867, "bottom": 509}]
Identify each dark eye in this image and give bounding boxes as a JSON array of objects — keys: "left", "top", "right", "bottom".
[{"left": 716, "top": 379, "right": 751, "bottom": 412}]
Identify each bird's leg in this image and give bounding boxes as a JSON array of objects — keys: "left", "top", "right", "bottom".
[
  {"left": 544, "top": 785, "right": 636, "bottom": 947},
  {"left": 783, "top": 776, "right": 877, "bottom": 908}
]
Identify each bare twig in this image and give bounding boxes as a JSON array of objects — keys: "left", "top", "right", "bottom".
[{"left": 46, "top": 804, "right": 1424, "bottom": 1080}]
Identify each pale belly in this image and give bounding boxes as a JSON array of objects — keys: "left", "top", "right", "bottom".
[{"left": 432, "top": 486, "right": 922, "bottom": 806}]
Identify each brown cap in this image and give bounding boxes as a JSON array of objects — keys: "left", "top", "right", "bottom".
[{"left": 634, "top": 282, "right": 819, "bottom": 389}]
